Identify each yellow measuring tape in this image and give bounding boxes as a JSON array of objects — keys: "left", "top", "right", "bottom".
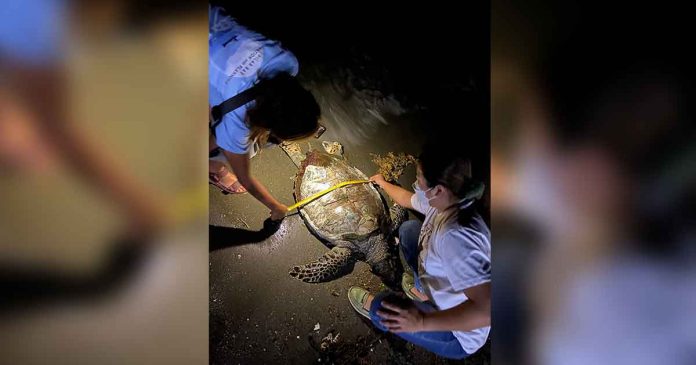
[
  {"left": 167, "top": 179, "right": 372, "bottom": 223},
  {"left": 286, "top": 179, "right": 371, "bottom": 212}
]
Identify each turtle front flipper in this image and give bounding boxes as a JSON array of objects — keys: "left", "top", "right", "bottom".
[
  {"left": 289, "top": 246, "right": 357, "bottom": 283},
  {"left": 279, "top": 142, "right": 306, "bottom": 167}
]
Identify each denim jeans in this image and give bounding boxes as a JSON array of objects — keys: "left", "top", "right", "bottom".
[{"left": 366, "top": 220, "right": 468, "bottom": 360}]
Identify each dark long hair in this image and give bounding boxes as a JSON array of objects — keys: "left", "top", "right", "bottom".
[
  {"left": 246, "top": 73, "right": 320, "bottom": 146},
  {"left": 418, "top": 142, "right": 484, "bottom": 225}
]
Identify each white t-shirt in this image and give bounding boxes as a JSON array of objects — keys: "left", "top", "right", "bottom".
[{"left": 411, "top": 192, "right": 491, "bottom": 354}]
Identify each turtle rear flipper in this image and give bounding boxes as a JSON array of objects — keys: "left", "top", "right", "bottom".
[
  {"left": 389, "top": 204, "right": 408, "bottom": 234},
  {"left": 368, "top": 257, "right": 402, "bottom": 289},
  {"left": 289, "top": 246, "right": 357, "bottom": 283},
  {"left": 364, "top": 235, "right": 403, "bottom": 289}
]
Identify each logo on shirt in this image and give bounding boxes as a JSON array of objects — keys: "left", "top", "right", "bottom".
[
  {"left": 211, "top": 17, "right": 234, "bottom": 33},
  {"left": 225, "top": 40, "right": 264, "bottom": 78},
  {"left": 210, "top": 7, "right": 235, "bottom": 33},
  {"left": 467, "top": 251, "right": 490, "bottom": 276}
]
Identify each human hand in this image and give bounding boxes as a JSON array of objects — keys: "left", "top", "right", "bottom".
[
  {"left": 377, "top": 300, "right": 425, "bottom": 333},
  {"left": 369, "top": 174, "right": 388, "bottom": 188},
  {"left": 270, "top": 203, "right": 288, "bottom": 221}
]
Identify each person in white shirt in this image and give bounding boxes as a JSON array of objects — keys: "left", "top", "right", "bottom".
[{"left": 348, "top": 142, "right": 491, "bottom": 359}]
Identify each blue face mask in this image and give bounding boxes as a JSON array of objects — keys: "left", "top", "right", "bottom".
[
  {"left": 413, "top": 181, "right": 436, "bottom": 205},
  {"left": 414, "top": 181, "right": 479, "bottom": 209}
]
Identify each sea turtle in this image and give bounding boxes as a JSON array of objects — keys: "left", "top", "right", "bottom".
[{"left": 281, "top": 143, "right": 407, "bottom": 286}]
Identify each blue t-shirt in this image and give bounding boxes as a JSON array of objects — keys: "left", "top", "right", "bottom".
[{"left": 209, "top": 6, "right": 299, "bottom": 154}]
